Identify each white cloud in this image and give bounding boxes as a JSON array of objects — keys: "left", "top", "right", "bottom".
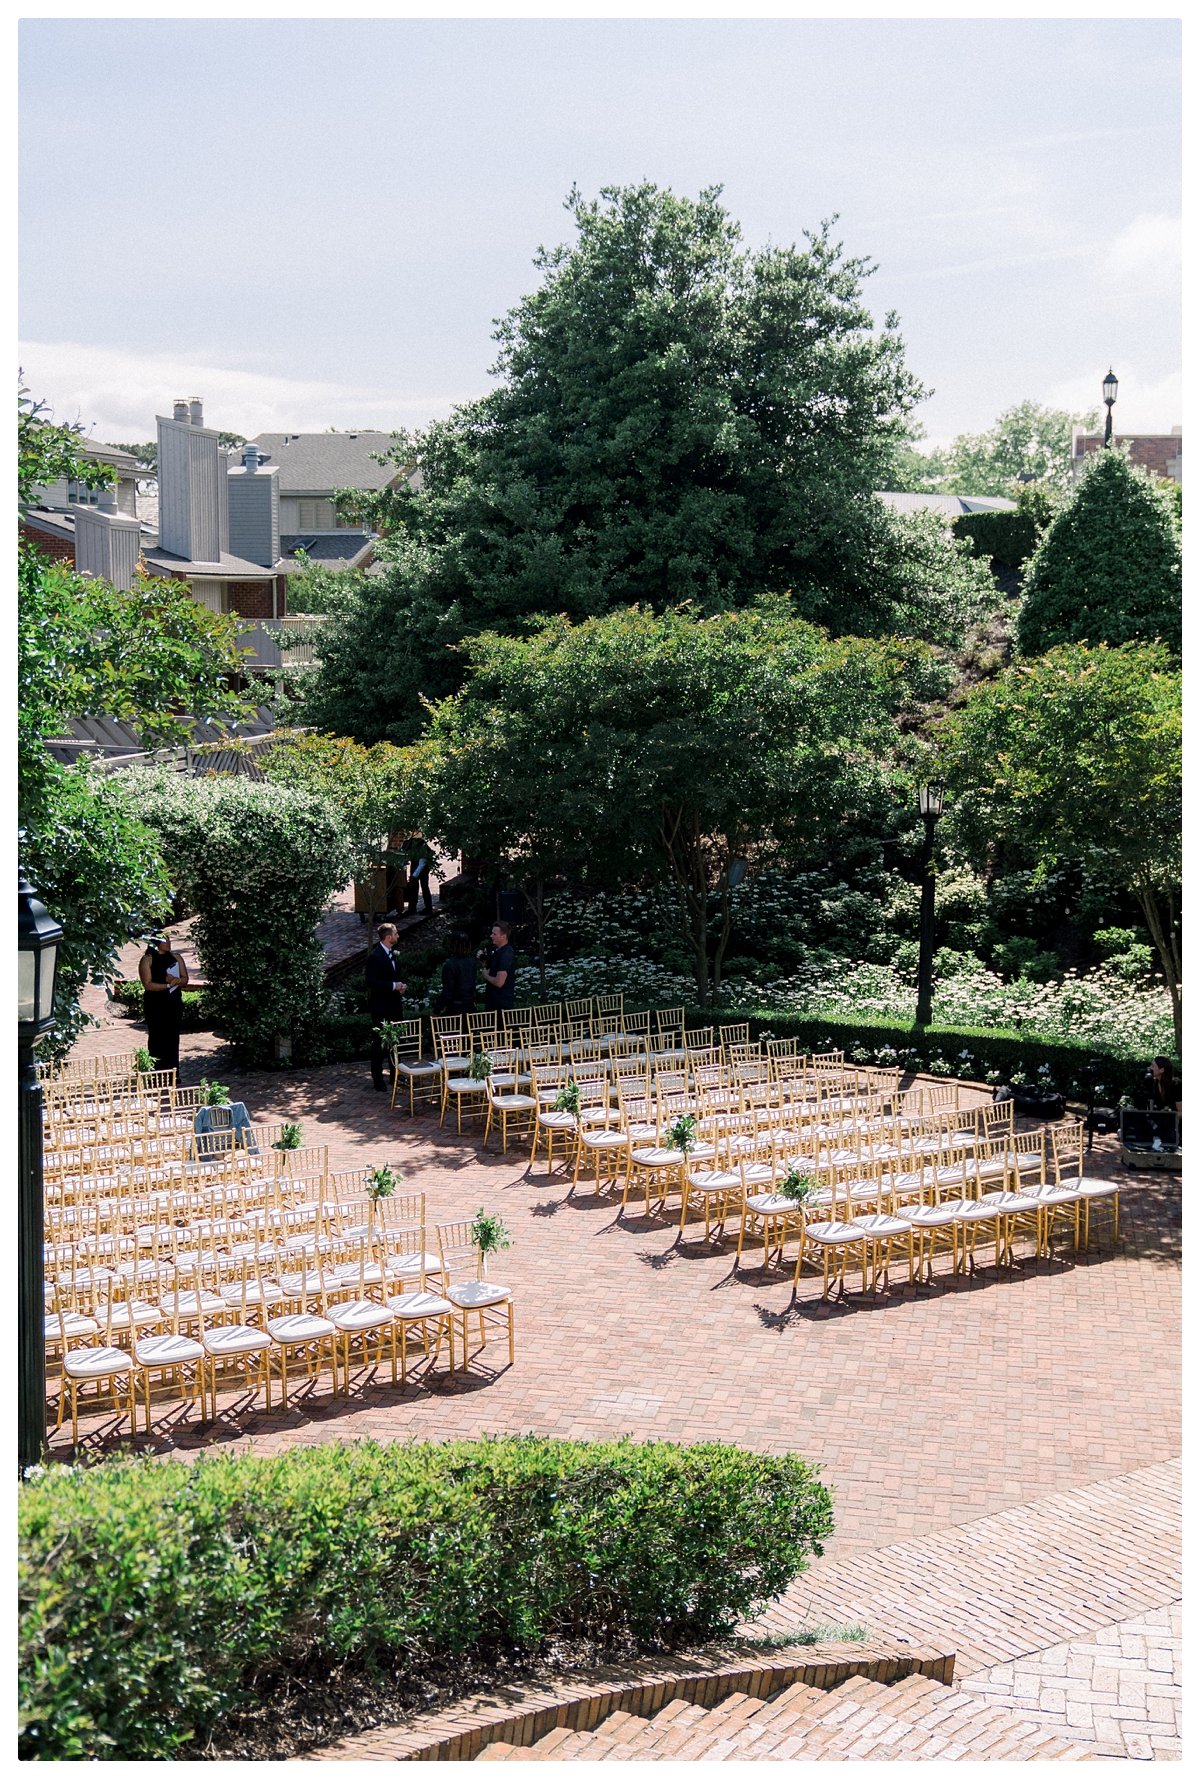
[
  {"left": 18, "top": 340, "right": 477, "bottom": 444},
  {"left": 1102, "top": 213, "right": 1181, "bottom": 294},
  {"left": 1043, "top": 363, "right": 1182, "bottom": 435}
]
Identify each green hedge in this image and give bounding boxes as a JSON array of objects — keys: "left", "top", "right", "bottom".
[
  {"left": 951, "top": 508, "right": 1040, "bottom": 570},
  {"left": 18, "top": 1436, "right": 832, "bottom": 1761},
  {"left": 111, "top": 980, "right": 214, "bottom": 1030},
  {"left": 688, "top": 1007, "right": 1170, "bottom": 1102}
]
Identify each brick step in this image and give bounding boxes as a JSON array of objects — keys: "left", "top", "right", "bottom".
[{"left": 477, "top": 1672, "right": 1094, "bottom": 1761}]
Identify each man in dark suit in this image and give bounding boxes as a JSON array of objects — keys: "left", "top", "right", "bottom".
[{"left": 365, "top": 921, "right": 408, "bottom": 1091}]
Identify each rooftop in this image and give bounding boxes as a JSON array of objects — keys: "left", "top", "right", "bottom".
[{"left": 248, "top": 431, "right": 409, "bottom": 494}]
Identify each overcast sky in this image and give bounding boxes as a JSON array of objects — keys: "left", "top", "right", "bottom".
[{"left": 19, "top": 16, "right": 1181, "bottom": 452}]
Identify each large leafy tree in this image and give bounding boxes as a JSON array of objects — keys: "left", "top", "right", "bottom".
[
  {"left": 419, "top": 601, "right": 934, "bottom": 1004},
  {"left": 941, "top": 642, "right": 1182, "bottom": 1049},
  {"left": 1016, "top": 447, "right": 1181, "bottom": 657},
  {"left": 303, "top": 184, "right": 990, "bottom": 742},
  {"left": 18, "top": 387, "right": 252, "bottom": 1054}
]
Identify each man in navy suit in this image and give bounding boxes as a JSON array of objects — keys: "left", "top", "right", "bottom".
[{"left": 365, "top": 922, "right": 408, "bottom": 1091}]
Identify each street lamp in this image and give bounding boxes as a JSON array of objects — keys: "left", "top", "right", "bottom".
[
  {"left": 18, "top": 870, "right": 63, "bottom": 1472},
  {"left": 1102, "top": 369, "right": 1118, "bottom": 447},
  {"left": 915, "top": 783, "right": 945, "bottom": 1028}
]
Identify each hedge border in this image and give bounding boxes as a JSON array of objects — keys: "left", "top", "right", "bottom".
[{"left": 684, "top": 1007, "right": 1173, "bottom": 1103}]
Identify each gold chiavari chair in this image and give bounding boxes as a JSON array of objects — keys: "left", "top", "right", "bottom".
[
  {"left": 717, "top": 1021, "right": 751, "bottom": 1057},
  {"left": 327, "top": 1240, "right": 398, "bottom": 1389},
  {"left": 388, "top": 1017, "right": 443, "bottom": 1114},
  {"left": 1062, "top": 1120, "right": 1120, "bottom": 1250},
  {"left": 483, "top": 1070, "right": 539, "bottom": 1153},
  {"left": 265, "top": 1263, "right": 339, "bottom": 1407},
  {"left": 132, "top": 1298, "right": 212, "bottom": 1429},
  {"left": 385, "top": 1227, "right": 457, "bottom": 1382},
  {"left": 431, "top": 1015, "right": 470, "bottom": 1072},
  {"left": 466, "top": 1010, "right": 501, "bottom": 1048},
  {"left": 54, "top": 1295, "right": 142, "bottom": 1444},
  {"left": 435, "top": 1219, "right": 514, "bottom": 1370},
  {"left": 202, "top": 1254, "right": 274, "bottom": 1412}
]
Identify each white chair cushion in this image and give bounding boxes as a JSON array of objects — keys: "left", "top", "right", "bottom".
[
  {"left": 806, "top": 1221, "right": 863, "bottom": 1244},
  {"left": 1076, "top": 1178, "right": 1119, "bottom": 1198},
  {"left": 387, "top": 1290, "right": 454, "bottom": 1318},
  {"left": 266, "top": 1312, "right": 336, "bottom": 1342},
  {"left": 854, "top": 1213, "right": 912, "bottom": 1236},
  {"left": 385, "top": 1251, "right": 443, "bottom": 1278},
  {"left": 492, "top": 1093, "right": 539, "bottom": 1111},
  {"left": 168, "top": 1290, "right": 225, "bottom": 1316},
  {"left": 906, "top": 1203, "right": 958, "bottom": 1227},
  {"left": 397, "top": 1060, "right": 441, "bottom": 1077},
  {"left": 630, "top": 1147, "right": 683, "bottom": 1166},
  {"left": 329, "top": 1299, "right": 393, "bottom": 1331},
  {"left": 203, "top": 1323, "right": 271, "bottom": 1355},
  {"left": 135, "top": 1332, "right": 206, "bottom": 1365},
  {"left": 64, "top": 1345, "right": 133, "bottom": 1378},
  {"left": 45, "top": 1312, "right": 99, "bottom": 1341}
]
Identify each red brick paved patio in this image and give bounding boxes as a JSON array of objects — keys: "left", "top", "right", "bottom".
[{"left": 50, "top": 1026, "right": 1181, "bottom": 1566}]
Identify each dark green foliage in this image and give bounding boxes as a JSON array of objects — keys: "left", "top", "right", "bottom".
[
  {"left": 18, "top": 1436, "right": 833, "bottom": 1761},
  {"left": 111, "top": 981, "right": 214, "bottom": 1030},
  {"left": 686, "top": 1008, "right": 1171, "bottom": 1101},
  {"left": 126, "top": 770, "right": 352, "bottom": 1066},
  {"left": 302, "top": 186, "right": 995, "bottom": 741},
  {"left": 951, "top": 509, "right": 1040, "bottom": 572},
  {"left": 1017, "top": 449, "right": 1181, "bottom": 656}
]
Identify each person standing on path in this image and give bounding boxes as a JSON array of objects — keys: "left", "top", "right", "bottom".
[
  {"left": 138, "top": 934, "right": 188, "bottom": 1073},
  {"left": 481, "top": 920, "right": 516, "bottom": 1013},
  {"left": 365, "top": 921, "right": 408, "bottom": 1091},
  {"left": 403, "top": 834, "right": 435, "bottom": 918}
]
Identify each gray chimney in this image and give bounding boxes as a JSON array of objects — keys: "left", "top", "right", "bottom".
[
  {"left": 189, "top": 397, "right": 204, "bottom": 428},
  {"left": 74, "top": 502, "right": 142, "bottom": 591},
  {"left": 156, "top": 400, "right": 226, "bottom": 563},
  {"left": 228, "top": 451, "right": 280, "bottom": 568}
]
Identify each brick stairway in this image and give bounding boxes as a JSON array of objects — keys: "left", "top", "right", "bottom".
[{"left": 475, "top": 1673, "right": 1093, "bottom": 1761}]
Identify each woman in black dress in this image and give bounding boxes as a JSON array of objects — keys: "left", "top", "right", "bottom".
[
  {"left": 438, "top": 931, "right": 477, "bottom": 1015},
  {"left": 138, "top": 935, "right": 189, "bottom": 1072}
]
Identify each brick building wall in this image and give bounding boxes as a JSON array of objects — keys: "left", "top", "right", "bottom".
[
  {"left": 228, "top": 577, "right": 287, "bottom": 620},
  {"left": 1073, "top": 431, "right": 1182, "bottom": 482},
  {"left": 20, "top": 520, "right": 76, "bottom": 565}
]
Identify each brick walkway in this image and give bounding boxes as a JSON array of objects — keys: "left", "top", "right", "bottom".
[
  {"left": 52, "top": 1028, "right": 1182, "bottom": 1758},
  {"left": 759, "top": 1459, "right": 1181, "bottom": 1759}
]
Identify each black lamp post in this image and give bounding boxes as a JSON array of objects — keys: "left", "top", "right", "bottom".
[
  {"left": 1102, "top": 369, "right": 1118, "bottom": 447},
  {"left": 18, "top": 870, "right": 63, "bottom": 1472},
  {"left": 915, "top": 783, "right": 945, "bottom": 1028}
]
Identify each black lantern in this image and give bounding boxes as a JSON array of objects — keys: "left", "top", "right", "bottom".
[
  {"left": 915, "top": 785, "right": 947, "bottom": 1027},
  {"left": 917, "top": 782, "right": 945, "bottom": 821},
  {"left": 18, "top": 870, "right": 63, "bottom": 1472},
  {"left": 1102, "top": 369, "right": 1118, "bottom": 447},
  {"left": 18, "top": 872, "right": 62, "bottom": 1038}
]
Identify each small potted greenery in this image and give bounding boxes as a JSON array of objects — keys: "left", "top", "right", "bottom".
[
  {"left": 467, "top": 1051, "right": 493, "bottom": 1082},
  {"left": 377, "top": 1020, "right": 406, "bottom": 1053},
  {"left": 553, "top": 1080, "right": 582, "bottom": 1119},
  {"left": 471, "top": 1207, "right": 512, "bottom": 1275},
  {"left": 273, "top": 1121, "right": 303, "bottom": 1151},
  {"left": 134, "top": 1045, "right": 155, "bottom": 1076},
  {"left": 777, "top": 1166, "right": 816, "bottom": 1207},
  {"left": 366, "top": 1163, "right": 403, "bottom": 1236},
  {"left": 199, "top": 1078, "right": 231, "bottom": 1108},
  {"left": 667, "top": 1113, "right": 697, "bottom": 1156}
]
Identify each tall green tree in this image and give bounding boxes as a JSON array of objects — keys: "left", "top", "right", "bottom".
[
  {"left": 941, "top": 642, "right": 1182, "bottom": 1049},
  {"left": 18, "top": 386, "right": 253, "bottom": 1054},
  {"left": 303, "top": 184, "right": 990, "bottom": 743},
  {"left": 420, "top": 602, "right": 935, "bottom": 1004},
  {"left": 1016, "top": 447, "right": 1181, "bottom": 656}
]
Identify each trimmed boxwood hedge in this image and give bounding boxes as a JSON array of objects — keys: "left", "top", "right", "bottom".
[
  {"left": 111, "top": 980, "right": 214, "bottom": 1030},
  {"left": 18, "top": 1436, "right": 833, "bottom": 1761},
  {"left": 688, "top": 1007, "right": 1169, "bottom": 1103}
]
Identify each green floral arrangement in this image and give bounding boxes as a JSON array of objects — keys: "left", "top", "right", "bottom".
[
  {"left": 777, "top": 1166, "right": 816, "bottom": 1204},
  {"left": 667, "top": 1113, "right": 697, "bottom": 1154},
  {"left": 273, "top": 1121, "right": 303, "bottom": 1151},
  {"left": 467, "top": 1051, "right": 493, "bottom": 1081},
  {"left": 366, "top": 1164, "right": 402, "bottom": 1204},
  {"left": 134, "top": 1046, "right": 155, "bottom": 1075},
  {"left": 472, "top": 1207, "right": 512, "bottom": 1257},
  {"left": 377, "top": 1020, "right": 406, "bottom": 1051},
  {"left": 199, "top": 1078, "right": 231, "bottom": 1107},
  {"left": 553, "top": 1080, "right": 582, "bottom": 1117}
]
